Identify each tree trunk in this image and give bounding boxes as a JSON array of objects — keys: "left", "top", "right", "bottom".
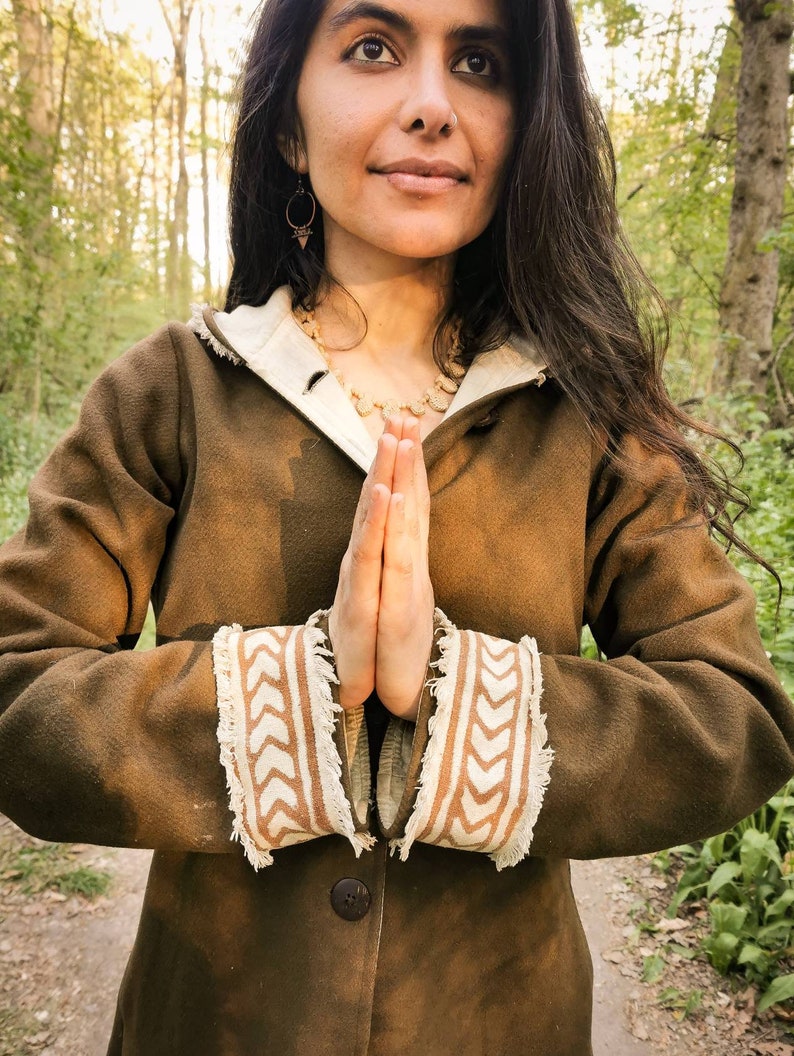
[
  {"left": 11, "top": 0, "right": 56, "bottom": 149},
  {"left": 160, "top": 0, "right": 195, "bottom": 316},
  {"left": 10, "top": 0, "right": 57, "bottom": 424},
  {"left": 704, "top": 10, "right": 741, "bottom": 143},
  {"left": 150, "top": 59, "right": 164, "bottom": 299},
  {"left": 715, "top": 0, "right": 793, "bottom": 396},
  {"left": 199, "top": 11, "right": 212, "bottom": 302}
]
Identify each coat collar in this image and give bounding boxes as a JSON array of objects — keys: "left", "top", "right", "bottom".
[{"left": 189, "top": 286, "right": 547, "bottom": 473}]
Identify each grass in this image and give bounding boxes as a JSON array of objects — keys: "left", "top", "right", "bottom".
[
  {"left": 0, "top": 842, "right": 111, "bottom": 900},
  {"left": 0, "top": 1006, "right": 47, "bottom": 1056}
]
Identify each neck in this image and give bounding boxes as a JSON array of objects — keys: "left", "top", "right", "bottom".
[{"left": 316, "top": 232, "right": 456, "bottom": 364}]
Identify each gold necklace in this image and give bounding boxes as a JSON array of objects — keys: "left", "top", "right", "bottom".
[{"left": 294, "top": 306, "right": 466, "bottom": 420}]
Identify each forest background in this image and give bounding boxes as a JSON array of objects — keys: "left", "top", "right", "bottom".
[{"left": 1, "top": 0, "right": 794, "bottom": 1014}]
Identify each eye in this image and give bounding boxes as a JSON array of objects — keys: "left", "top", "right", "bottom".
[
  {"left": 452, "top": 50, "right": 500, "bottom": 79},
  {"left": 347, "top": 35, "right": 399, "bottom": 65}
]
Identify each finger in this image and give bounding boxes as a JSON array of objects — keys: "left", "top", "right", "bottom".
[
  {"left": 401, "top": 416, "right": 428, "bottom": 545},
  {"left": 355, "top": 431, "right": 398, "bottom": 534},
  {"left": 409, "top": 421, "right": 431, "bottom": 550},
  {"left": 402, "top": 415, "right": 420, "bottom": 444},
  {"left": 370, "top": 430, "right": 399, "bottom": 488},
  {"left": 391, "top": 438, "right": 421, "bottom": 545},
  {"left": 382, "top": 413, "right": 404, "bottom": 442},
  {"left": 349, "top": 481, "right": 390, "bottom": 580},
  {"left": 382, "top": 491, "right": 411, "bottom": 590}
]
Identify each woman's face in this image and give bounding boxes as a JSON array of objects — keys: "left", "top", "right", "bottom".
[{"left": 293, "top": 0, "right": 516, "bottom": 268}]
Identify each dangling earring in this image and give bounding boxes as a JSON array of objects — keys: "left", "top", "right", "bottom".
[{"left": 285, "top": 176, "right": 317, "bottom": 250}]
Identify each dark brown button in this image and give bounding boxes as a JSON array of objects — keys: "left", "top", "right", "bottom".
[{"left": 330, "top": 877, "right": 371, "bottom": 921}]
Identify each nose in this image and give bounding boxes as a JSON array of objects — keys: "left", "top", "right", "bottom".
[{"left": 398, "top": 56, "right": 457, "bottom": 137}]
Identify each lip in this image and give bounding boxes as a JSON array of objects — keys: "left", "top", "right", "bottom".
[{"left": 374, "top": 158, "right": 468, "bottom": 180}]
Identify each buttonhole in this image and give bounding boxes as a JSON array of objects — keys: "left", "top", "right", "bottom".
[
  {"left": 304, "top": 370, "right": 329, "bottom": 394},
  {"left": 471, "top": 412, "right": 499, "bottom": 431}
]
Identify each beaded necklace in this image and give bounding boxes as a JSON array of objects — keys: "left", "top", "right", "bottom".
[{"left": 294, "top": 306, "right": 466, "bottom": 420}]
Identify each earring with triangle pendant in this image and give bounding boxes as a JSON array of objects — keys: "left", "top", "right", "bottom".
[{"left": 286, "top": 176, "right": 317, "bottom": 251}]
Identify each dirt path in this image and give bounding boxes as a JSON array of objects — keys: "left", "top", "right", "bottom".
[{"left": 0, "top": 820, "right": 791, "bottom": 1055}]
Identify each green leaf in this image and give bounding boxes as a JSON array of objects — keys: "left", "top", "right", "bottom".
[
  {"left": 667, "top": 942, "right": 697, "bottom": 960},
  {"left": 756, "top": 921, "right": 792, "bottom": 947},
  {"left": 705, "top": 932, "right": 740, "bottom": 974},
  {"left": 737, "top": 944, "right": 770, "bottom": 971},
  {"left": 667, "top": 885, "right": 700, "bottom": 917},
  {"left": 709, "top": 901, "right": 748, "bottom": 936},
  {"left": 764, "top": 888, "right": 794, "bottom": 921},
  {"left": 657, "top": 986, "right": 682, "bottom": 1007},
  {"left": 642, "top": 954, "right": 666, "bottom": 983},
  {"left": 704, "top": 833, "right": 726, "bottom": 864},
  {"left": 757, "top": 973, "right": 794, "bottom": 1014},
  {"left": 681, "top": 990, "right": 703, "bottom": 1018},
  {"left": 739, "top": 828, "right": 781, "bottom": 884},
  {"left": 656, "top": 986, "right": 703, "bottom": 1017},
  {"left": 707, "top": 861, "right": 741, "bottom": 898}
]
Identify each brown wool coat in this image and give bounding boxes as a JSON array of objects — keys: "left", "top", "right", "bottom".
[{"left": 1, "top": 288, "right": 793, "bottom": 1056}]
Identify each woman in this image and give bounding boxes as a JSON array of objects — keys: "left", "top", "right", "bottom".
[{"left": 1, "top": 0, "right": 792, "bottom": 1053}]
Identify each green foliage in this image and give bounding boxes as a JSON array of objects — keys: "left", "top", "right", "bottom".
[
  {"left": 642, "top": 952, "right": 666, "bottom": 983},
  {"left": 758, "top": 973, "right": 794, "bottom": 1014},
  {"left": 656, "top": 986, "right": 704, "bottom": 1019},
  {"left": 700, "top": 391, "right": 794, "bottom": 694},
  {"left": 663, "top": 783, "right": 794, "bottom": 1009},
  {"left": 0, "top": 408, "right": 75, "bottom": 541},
  {"left": 0, "top": 842, "right": 111, "bottom": 899},
  {"left": 0, "top": 3, "right": 170, "bottom": 422},
  {"left": 136, "top": 604, "right": 157, "bottom": 652}
]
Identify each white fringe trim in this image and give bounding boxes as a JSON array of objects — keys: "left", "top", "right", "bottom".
[
  {"left": 213, "top": 624, "right": 274, "bottom": 871},
  {"left": 213, "top": 615, "right": 375, "bottom": 871},
  {"left": 305, "top": 611, "right": 377, "bottom": 857},
  {"left": 490, "top": 636, "right": 554, "bottom": 871},
  {"left": 390, "top": 613, "right": 555, "bottom": 871},
  {"left": 391, "top": 607, "right": 459, "bottom": 861},
  {"left": 188, "top": 303, "right": 244, "bottom": 364}
]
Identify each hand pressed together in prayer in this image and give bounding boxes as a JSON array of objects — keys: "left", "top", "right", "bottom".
[{"left": 328, "top": 414, "right": 435, "bottom": 722}]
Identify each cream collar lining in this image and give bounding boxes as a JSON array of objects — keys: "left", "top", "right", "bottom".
[{"left": 189, "top": 286, "right": 546, "bottom": 473}]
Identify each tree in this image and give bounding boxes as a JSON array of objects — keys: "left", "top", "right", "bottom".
[
  {"left": 8, "top": 0, "right": 58, "bottom": 421},
  {"left": 715, "top": 0, "right": 794, "bottom": 398},
  {"left": 159, "top": 0, "right": 196, "bottom": 316}
]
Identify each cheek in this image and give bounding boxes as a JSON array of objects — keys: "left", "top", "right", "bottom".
[
  {"left": 491, "top": 100, "right": 516, "bottom": 177},
  {"left": 297, "top": 77, "right": 373, "bottom": 174},
  {"left": 476, "top": 118, "right": 515, "bottom": 204}
]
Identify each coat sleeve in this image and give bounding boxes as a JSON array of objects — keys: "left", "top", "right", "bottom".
[
  {"left": 0, "top": 328, "right": 371, "bottom": 866},
  {"left": 382, "top": 439, "right": 794, "bottom": 868}
]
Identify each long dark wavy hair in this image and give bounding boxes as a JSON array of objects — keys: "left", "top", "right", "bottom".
[{"left": 225, "top": 0, "right": 761, "bottom": 566}]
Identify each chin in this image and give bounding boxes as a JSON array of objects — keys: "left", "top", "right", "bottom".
[{"left": 366, "top": 224, "right": 482, "bottom": 261}]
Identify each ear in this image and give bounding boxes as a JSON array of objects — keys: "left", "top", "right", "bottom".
[{"left": 277, "top": 131, "right": 309, "bottom": 174}]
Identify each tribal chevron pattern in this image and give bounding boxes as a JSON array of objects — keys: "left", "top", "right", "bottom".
[
  {"left": 213, "top": 615, "right": 373, "bottom": 870},
  {"left": 395, "top": 613, "right": 554, "bottom": 871}
]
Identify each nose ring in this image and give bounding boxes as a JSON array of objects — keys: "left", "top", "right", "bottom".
[{"left": 443, "top": 112, "right": 458, "bottom": 133}]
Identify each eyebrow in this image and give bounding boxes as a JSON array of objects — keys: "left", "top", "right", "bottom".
[{"left": 326, "top": 2, "right": 509, "bottom": 50}]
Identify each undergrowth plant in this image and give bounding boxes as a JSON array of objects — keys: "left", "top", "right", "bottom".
[
  {"left": 657, "top": 783, "right": 794, "bottom": 1016},
  {"left": 646, "top": 392, "right": 794, "bottom": 1017}
]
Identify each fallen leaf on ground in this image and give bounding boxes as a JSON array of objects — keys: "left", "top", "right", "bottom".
[{"left": 655, "top": 918, "right": 691, "bottom": 932}]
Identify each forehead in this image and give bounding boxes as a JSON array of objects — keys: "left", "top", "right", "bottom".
[{"left": 319, "top": 0, "right": 509, "bottom": 35}]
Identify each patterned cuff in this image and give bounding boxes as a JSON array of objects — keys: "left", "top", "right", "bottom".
[
  {"left": 212, "top": 610, "right": 375, "bottom": 870},
  {"left": 391, "top": 609, "right": 554, "bottom": 870}
]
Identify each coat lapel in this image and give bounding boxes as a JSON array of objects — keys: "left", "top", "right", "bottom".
[{"left": 189, "top": 287, "right": 547, "bottom": 475}]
